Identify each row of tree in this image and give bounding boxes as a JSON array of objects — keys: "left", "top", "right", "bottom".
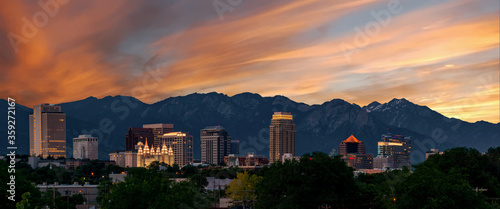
[
  {"left": 2, "top": 147, "right": 500, "bottom": 208},
  {"left": 226, "top": 147, "right": 500, "bottom": 209}
]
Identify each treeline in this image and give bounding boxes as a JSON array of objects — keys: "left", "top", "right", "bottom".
[
  {"left": 229, "top": 147, "right": 500, "bottom": 208},
  {"left": 245, "top": 147, "right": 500, "bottom": 209},
  {"left": 2, "top": 147, "right": 500, "bottom": 208}
]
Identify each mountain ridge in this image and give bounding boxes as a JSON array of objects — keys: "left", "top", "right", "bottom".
[{"left": 1, "top": 92, "right": 498, "bottom": 163}]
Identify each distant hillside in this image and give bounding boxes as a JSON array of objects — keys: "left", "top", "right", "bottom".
[{"left": 1, "top": 92, "right": 499, "bottom": 163}]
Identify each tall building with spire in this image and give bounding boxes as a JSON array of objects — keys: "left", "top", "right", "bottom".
[
  {"left": 137, "top": 139, "right": 174, "bottom": 167},
  {"left": 200, "top": 126, "right": 231, "bottom": 165},
  {"left": 269, "top": 112, "right": 296, "bottom": 163},
  {"left": 29, "top": 104, "right": 66, "bottom": 158}
]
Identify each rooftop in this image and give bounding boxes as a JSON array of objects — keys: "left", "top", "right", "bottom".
[
  {"left": 163, "top": 132, "right": 188, "bottom": 137},
  {"left": 272, "top": 112, "right": 293, "bottom": 120},
  {"left": 203, "top": 125, "right": 226, "bottom": 130},
  {"left": 343, "top": 135, "right": 362, "bottom": 143}
]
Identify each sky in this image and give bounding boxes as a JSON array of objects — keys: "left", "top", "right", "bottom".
[{"left": 0, "top": 0, "right": 498, "bottom": 123}]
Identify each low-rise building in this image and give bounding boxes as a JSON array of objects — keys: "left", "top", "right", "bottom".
[
  {"left": 206, "top": 177, "right": 233, "bottom": 191},
  {"left": 425, "top": 149, "right": 443, "bottom": 160},
  {"left": 345, "top": 153, "right": 374, "bottom": 170},
  {"left": 37, "top": 182, "right": 98, "bottom": 204},
  {"left": 109, "top": 151, "right": 126, "bottom": 167},
  {"left": 66, "top": 159, "right": 115, "bottom": 170},
  {"left": 282, "top": 153, "right": 301, "bottom": 162},
  {"left": 28, "top": 157, "right": 65, "bottom": 169},
  {"left": 224, "top": 153, "right": 269, "bottom": 167},
  {"left": 373, "top": 156, "right": 395, "bottom": 170}
]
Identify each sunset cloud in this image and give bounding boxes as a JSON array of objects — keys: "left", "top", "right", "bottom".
[{"left": 0, "top": 0, "right": 498, "bottom": 123}]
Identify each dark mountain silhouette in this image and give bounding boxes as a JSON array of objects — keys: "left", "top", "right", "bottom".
[
  {"left": 363, "top": 98, "right": 500, "bottom": 155},
  {"left": 1, "top": 93, "right": 498, "bottom": 163}
]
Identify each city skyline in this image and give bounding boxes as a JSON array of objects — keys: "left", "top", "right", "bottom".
[
  {"left": 16, "top": 91, "right": 500, "bottom": 163},
  {"left": 2, "top": 1, "right": 499, "bottom": 207},
  {"left": 1, "top": 0, "right": 498, "bottom": 123}
]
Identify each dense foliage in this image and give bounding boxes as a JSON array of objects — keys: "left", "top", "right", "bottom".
[
  {"left": 98, "top": 166, "right": 211, "bottom": 209},
  {"left": 2, "top": 146, "right": 500, "bottom": 208}
]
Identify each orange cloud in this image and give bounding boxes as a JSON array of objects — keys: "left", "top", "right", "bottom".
[{"left": 0, "top": 0, "right": 498, "bottom": 123}]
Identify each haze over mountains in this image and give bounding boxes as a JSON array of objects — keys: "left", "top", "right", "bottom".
[{"left": 2, "top": 92, "right": 499, "bottom": 163}]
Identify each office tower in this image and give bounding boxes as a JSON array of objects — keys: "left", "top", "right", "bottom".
[
  {"left": 143, "top": 123, "right": 174, "bottom": 148},
  {"left": 230, "top": 140, "right": 240, "bottom": 155},
  {"left": 29, "top": 104, "right": 67, "bottom": 158},
  {"left": 161, "top": 132, "right": 193, "bottom": 166},
  {"left": 338, "top": 135, "right": 373, "bottom": 170},
  {"left": 73, "top": 135, "right": 98, "bottom": 160},
  {"left": 200, "top": 126, "right": 231, "bottom": 165},
  {"left": 377, "top": 134, "right": 412, "bottom": 169},
  {"left": 269, "top": 112, "right": 296, "bottom": 163},
  {"left": 338, "top": 135, "right": 366, "bottom": 156},
  {"left": 125, "top": 127, "right": 154, "bottom": 150}
]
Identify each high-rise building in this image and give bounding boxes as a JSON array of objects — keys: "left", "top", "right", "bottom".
[
  {"left": 200, "top": 126, "right": 231, "bottom": 165},
  {"left": 230, "top": 140, "right": 240, "bottom": 155},
  {"left": 161, "top": 132, "right": 193, "bottom": 166},
  {"left": 338, "top": 135, "right": 366, "bottom": 155},
  {"left": 269, "top": 112, "right": 296, "bottom": 163},
  {"left": 377, "top": 134, "right": 412, "bottom": 169},
  {"left": 125, "top": 127, "right": 154, "bottom": 150},
  {"left": 338, "top": 135, "right": 373, "bottom": 169},
  {"left": 143, "top": 123, "right": 174, "bottom": 148},
  {"left": 29, "top": 104, "right": 67, "bottom": 158},
  {"left": 73, "top": 135, "right": 98, "bottom": 160}
]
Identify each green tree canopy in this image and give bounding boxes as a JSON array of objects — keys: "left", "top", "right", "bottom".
[
  {"left": 257, "top": 152, "right": 362, "bottom": 209},
  {"left": 397, "top": 163, "right": 490, "bottom": 209},
  {"left": 226, "top": 171, "right": 262, "bottom": 205},
  {"left": 98, "top": 167, "right": 210, "bottom": 209}
]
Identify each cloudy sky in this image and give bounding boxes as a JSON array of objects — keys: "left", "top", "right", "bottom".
[{"left": 0, "top": 0, "right": 498, "bottom": 123}]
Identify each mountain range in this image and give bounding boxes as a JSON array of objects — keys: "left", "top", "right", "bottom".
[{"left": 1, "top": 92, "right": 499, "bottom": 163}]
